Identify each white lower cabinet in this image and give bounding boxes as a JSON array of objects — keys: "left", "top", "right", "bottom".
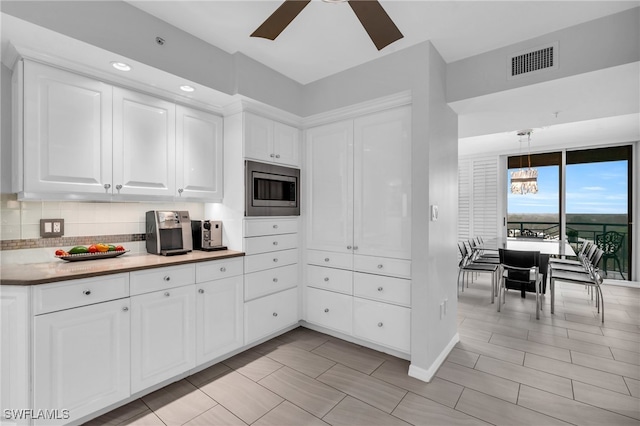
[
  {"left": 352, "top": 298, "right": 411, "bottom": 353},
  {"left": 306, "top": 287, "right": 352, "bottom": 335},
  {"left": 130, "top": 284, "right": 195, "bottom": 393},
  {"left": 244, "top": 287, "right": 298, "bottom": 344},
  {"left": 244, "top": 263, "right": 298, "bottom": 301},
  {"left": 33, "top": 298, "right": 131, "bottom": 425},
  {"left": 196, "top": 276, "right": 243, "bottom": 365}
]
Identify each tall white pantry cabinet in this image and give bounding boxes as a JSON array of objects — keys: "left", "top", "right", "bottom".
[{"left": 304, "top": 105, "right": 412, "bottom": 354}]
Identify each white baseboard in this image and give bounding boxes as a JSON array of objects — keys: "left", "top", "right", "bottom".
[
  {"left": 408, "top": 333, "right": 459, "bottom": 383},
  {"left": 602, "top": 279, "right": 639, "bottom": 288}
]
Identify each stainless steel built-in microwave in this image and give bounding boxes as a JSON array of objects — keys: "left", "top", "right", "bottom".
[{"left": 245, "top": 160, "right": 300, "bottom": 216}]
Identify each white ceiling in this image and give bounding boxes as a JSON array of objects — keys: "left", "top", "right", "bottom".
[{"left": 126, "top": 0, "right": 637, "bottom": 85}]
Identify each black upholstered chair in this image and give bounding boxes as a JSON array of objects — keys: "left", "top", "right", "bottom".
[{"left": 498, "top": 249, "right": 543, "bottom": 319}]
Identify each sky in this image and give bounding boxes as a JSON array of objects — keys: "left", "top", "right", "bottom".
[{"left": 508, "top": 160, "right": 628, "bottom": 215}]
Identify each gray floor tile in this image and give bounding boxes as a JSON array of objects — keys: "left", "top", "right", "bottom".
[
  {"left": 222, "top": 349, "right": 284, "bottom": 381},
  {"left": 317, "top": 363, "right": 407, "bottom": 413},
  {"left": 446, "top": 347, "right": 480, "bottom": 368},
  {"left": 527, "top": 330, "right": 614, "bottom": 358},
  {"left": 119, "top": 410, "right": 165, "bottom": 426},
  {"left": 186, "top": 362, "right": 232, "bottom": 388},
  {"left": 393, "top": 391, "right": 490, "bottom": 425},
  {"left": 199, "top": 371, "right": 283, "bottom": 424},
  {"left": 258, "top": 366, "right": 345, "bottom": 418},
  {"left": 489, "top": 332, "right": 572, "bottom": 362},
  {"left": 568, "top": 329, "right": 640, "bottom": 352},
  {"left": 371, "top": 359, "right": 464, "bottom": 408},
  {"left": 276, "top": 327, "right": 331, "bottom": 351},
  {"left": 253, "top": 401, "right": 328, "bottom": 426},
  {"left": 311, "top": 339, "right": 385, "bottom": 374},
  {"left": 82, "top": 399, "right": 148, "bottom": 426},
  {"left": 571, "top": 350, "right": 640, "bottom": 380},
  {"left": 624, "top": 377, "right": 640, "bottom": 397},
  {"left": 611, "top": 347, "right": 640, "bottom": 366},
  {"left": 456, "top": 388, "right": 571, "bottom": 426},
  {"left": 456, "top": 337, "right": 525, "bottom": 365},
  {"left": 436, "top": 361, "right": 520, "bottom": 403},
  {"left": 322, "top": 396, "right": 411, "bottom": 426},
  {"left": 573, "top": 381, "right": 640, "bottom": 420},
  {"left": 140, "top": 379, "right": 216, "bottom": 426},
  {"left": 264, "top": 344, "right": 336, "bottom": 378},
  {"left": 518, "top": 385, "right": 639, "bottom": 426},
  {"left": 183, "top": 405, "right": 247, "bottom": 426}
]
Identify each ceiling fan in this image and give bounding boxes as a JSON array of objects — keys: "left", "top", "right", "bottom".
[{"left": 251, "top": 0, "right": 403, "bottom": 51}]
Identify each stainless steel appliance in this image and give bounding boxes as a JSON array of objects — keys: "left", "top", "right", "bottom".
[
  {"left": 245, "top": 160, "right": 300, "bottom": 216},
  {"left": 145, "top": 211, "right": 193, "bottom": 255},
  {"left": 191, "top": 220, "right": 226, "bottom": 251}
]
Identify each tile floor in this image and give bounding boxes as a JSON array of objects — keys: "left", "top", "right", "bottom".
[{"left": 87, "top": 277, "right": 639, "bottom": 425}]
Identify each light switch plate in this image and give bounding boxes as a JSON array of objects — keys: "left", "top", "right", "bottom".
[
  {"left": 430, "top": 205, "right": 439, "bottom": 221},
  {"left": 40, "top": 219, "right": 64, "bottom": 238}
]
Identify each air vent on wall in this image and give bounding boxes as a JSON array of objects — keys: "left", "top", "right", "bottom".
[{"left": 507, "top": 42, "right": 558, "bottom": 80}]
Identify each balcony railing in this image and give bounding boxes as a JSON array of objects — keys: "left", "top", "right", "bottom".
[{"left": 507, "top": 220, "right": 629, "bottom": 279}]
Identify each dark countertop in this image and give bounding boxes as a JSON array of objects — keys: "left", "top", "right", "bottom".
[{"left": 0, "top": 250, "right": 245, "bottom": 285}]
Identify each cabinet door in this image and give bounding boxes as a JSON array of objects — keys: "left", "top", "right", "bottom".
[
  {"left": 131, "top": 285, "right": 195, "bottom": 393},
  {"left": 33, "top": 299, "right": 130, "bottom": 425},
  {"left": 196, "top": 276, "right": 243, "bottom": 365},
  {"left": 113, "top": 88, "right": 176, "bottom": 198},
  {"left": 244, "top": 288, "right": 298, "bottom": 344},
  {"left": 354, "top": 106, "right": 412, "bottom": 259},
  {"left": 176, "top": 105, "right": 223, "bottom": 201},
  {"left": 306, "top": 120, "right": 354, "bottom": 253},
  {"left": 244, "top": 112, "right": 273, "bottom": 162},
  {"left": 273, "top": 122, "right": 300, "bottom": 167},
  {"left": 23, "top": 60, "right": 113, "bottom": 195}
]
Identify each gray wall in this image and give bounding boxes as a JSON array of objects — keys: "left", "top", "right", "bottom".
[{"left": 447, "top": 7, "right": 640, "bottom": 103}]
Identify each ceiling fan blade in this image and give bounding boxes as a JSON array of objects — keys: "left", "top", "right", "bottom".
[
  {"left": 251, "top": 0, "right": 311, "bottom": 40},
  {"left": 348, "top": 0, "right": 403, "bottom": 50}
]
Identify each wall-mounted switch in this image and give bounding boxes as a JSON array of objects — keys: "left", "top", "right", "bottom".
[
  {"left": 40, "top": 219, "right": 64, "bottom": 238},
  {"left": 430, "top": 204, "right": 439, "bottom": 221}
]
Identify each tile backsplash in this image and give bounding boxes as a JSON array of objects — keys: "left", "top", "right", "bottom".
[{"left": 0, "top": 194, "right": 206, "bottom": 264}]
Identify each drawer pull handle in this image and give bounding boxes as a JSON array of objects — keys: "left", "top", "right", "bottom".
[
  {"left": 83, "top": 289, "right": 91, "bottom": 296},
  {"left": 273, "top": 312, "right": 278, "bottom": 317},
  {"left": 273, "top": 278, "right": 278, "bottom": 283},
  {"left": 377, "top": 264, "right": 384, "bottom": 269},
  {"left": 122, "top": 306, "right": 129, "bottom": 312},
  {"left": 377, "top": 287, "right": 383, "bottom": 292},
  {"left": 347, "top": 245, "right": 352, "bottom": 250},
  {"left": 220, "top": 267, "right": 226, "bottom": 272},
  {"left": 164, "top": 292, "right": 170, "bottom": 297},
  {"left": 198, "top": 289, "right": 205, "bottom": 294},
  {"left": 273, "top": 241, "right": 278, "bottom": 246},
  {"left": 378, "top": 322, "right": 384, "bottom": 327},
  {"left": 324, "top": 277, "right": 329, "bottom": 282},
  {"left": 273, "top": 224, "right": 279, "bottom": 229},
  {"left": 324, "top": 308, "right": 329, "bottom": 313},
  {"left": 164, "top": 276, "right": 171, "bottom": 281},
  {"left": 273, "top": 258, "right": 279, "bottom": 263},
  {"left": 275, "top": 154, "right": 281, "bottom": 159},
  {"left": 270, "top": 153, "right": 275, "bottom": 158},
  {"left": 324, "top": 258, "right": 330, "bottom": 262},
  {"left": 354, "top": 246, "right": 359, "bottom": 250}
]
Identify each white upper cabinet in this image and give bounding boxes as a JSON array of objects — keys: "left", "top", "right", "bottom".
[
  {"left": 113, "top": 88, "right": 176, "bottom": 198},
  {"left": 306, "top": 107, "right": 411, "bottom": 260},
  {"left": 244, "top": 112, "right": 299, "bottom": 167},
  {"left": 22, "top": 60, "right": 113, "bottom": 196},
  {"left": 176, "top": 105, "right": 224, "bottom": 201},
  {"left": 353, "top": 106, "right": 412, "bottom": 259},
  {"left": 305, "top": 120, "right": 354, "bottom": 253}
]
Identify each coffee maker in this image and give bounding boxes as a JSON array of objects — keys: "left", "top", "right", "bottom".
[{"left": 191, "top": 220, "right": 226, "bottom": 251}]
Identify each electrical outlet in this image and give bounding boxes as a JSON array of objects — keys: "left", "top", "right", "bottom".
[{"left": 40, "top": 219, "right": 64, "bottom": 238}]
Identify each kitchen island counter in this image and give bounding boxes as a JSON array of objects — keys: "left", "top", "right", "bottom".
[{"left": 0, "top": 250, "right": 245, "bottom": 285}]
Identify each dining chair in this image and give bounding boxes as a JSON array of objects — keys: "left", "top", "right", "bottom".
[
  {"left": 596, "top": 231, "right": 625, "bottom": 279},
  {"left": 457, "top": 242, "right": 499, "bottom": 302},
  {"left": 497, "top": 249, "right": 543, "bottom": 319},
  {"left": 549, "top": 241, "right": 593, "bottom": 267},
  {"left": 550, "top": 261, "right": 605, "bottom": 323}
]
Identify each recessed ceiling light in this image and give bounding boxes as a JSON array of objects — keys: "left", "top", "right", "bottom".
[
  {"left": 180, "top": 85, "right": 195, "bottom": 92},
  {"left": 111, "top": 61, "right": 131, "bottom": 72}
]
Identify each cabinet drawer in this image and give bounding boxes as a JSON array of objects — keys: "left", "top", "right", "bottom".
[
  {"left": 244, "top": 233, "right": 298, "bottom": 255},
  {"left": 130, "top": 264, "right": 195, "bottom": 296},
  {"left": 33, "top": 273, "right": 129, "bottom": 315},
  {"left": 196, "top": 257, "right": 244, "bottom": 283},
  {"left": 244, "top": 249, "right": 298, "bottom": 274},
  {"left": 306, "top": 287, "right": 352, "bottom": 335},
  {"left": 307, "top": 250, "right": 353, "bottom": 270},
  {"left": 245, "top": 264, "right": 298, "bottom": 301},
  {"left": 354, "top": 256, "right": 411, "bottom": 278},
  {"left": 353, "top": 273, "right": 410, "bottom": 306},
  {"left": 307, "top": 265, "right": 352, "bottom": 295},
  {"left": 244, "top": 218, "right": 298, "bottom": 237},
  {"left": 353, "top": 298, "right": 410, "bottom": 353},
  {"left": 244, "top": 288, "right": 298, "bottom": 344}
]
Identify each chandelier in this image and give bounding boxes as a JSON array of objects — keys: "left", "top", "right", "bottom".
[{"left": 510, "top": 129, "right": 538, "bottom": 194}]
